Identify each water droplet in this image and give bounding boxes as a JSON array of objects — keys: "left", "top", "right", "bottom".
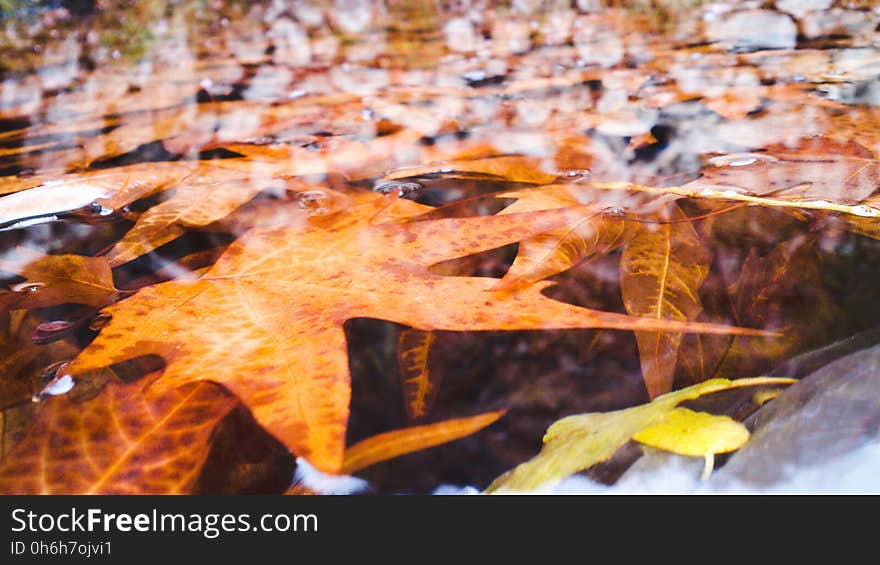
[
  {"left": 33, "top": 320, "right": 74, "bottom": 342},
  {"left": 602, "top": 206, "right": 626, "bottom": 217},
  {"left": 91, "top": 201, "right": 115, "bottom": 216},
  {"left": 42, "top": 374, "right": 75, "bottom": 396},
  {"left": 33, "top": 363, "right": 75, "bottom": 402},
  {"left": 372, "top": 181, "right": 422, "bottom": 197},
  {"left": 558, "top": 169, "right": 591, "bottom": 181},
  {"left": 708, "top": 153, "right": 777, "bottom": 167},
  {"left": 12, "top": 282, "right": 45, "bottom": 293},
  {"left": 89, "top": 312, "right": 113, "bottom": 331},
  {"left": 851, "top": 205, "right": 879, "bottom": 218}
]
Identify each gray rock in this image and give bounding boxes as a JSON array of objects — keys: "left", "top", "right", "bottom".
[
  {"left": 705, "top": 9, "right": 797, "bottom": 51},
  {"left": 709, "top": 342, "right": 880, "bottom": 491},
  {"left": 800, "top": 8, "right": 879, "bottom": 40},
  {"left": 775, "top": 0, "right": 832, "bottom": 19}
]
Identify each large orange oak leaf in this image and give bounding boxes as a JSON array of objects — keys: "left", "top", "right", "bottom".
[
  {"left": 63, "top": 194, "right": 752, "bottom": 473},
  {"left": 0, "top": 378, "right": 237, "bottom": 494}
]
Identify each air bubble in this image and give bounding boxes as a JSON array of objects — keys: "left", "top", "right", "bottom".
[
  {"left": 559, "top": 169, "right": 591, "bottom": 181},
  {"left": 851, "top": 205, "right": 879, "bottom": 218},
  {"left": 41, "top": 374, "right": 75, "bottom": 397},
  {"left": 372, "top": 181, "right": 422, "bottom": 197},
  {"left": 296, "top": 190, "right": 331, "bottom": 214},
  {"left": 709, "top": 153, "right": 777, "bottom": 167},
  {"left": 89, "top": 312, "right": 113, "bottom": 331},
  {"left": 12, "top": 282, "right": 45, "bottom": 293},
  {"left": 32, "top": 362, "right": 75, "bottom": 402}
]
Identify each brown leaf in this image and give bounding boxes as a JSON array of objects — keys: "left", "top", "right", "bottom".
[
  {"left": 685, "top": 137, "right": 880, "bottom": 204},
  {"left": 620, "top": 204, "right": 712, "bottom": 398},
  {"left": 0, "top": 248, "right": 119, "bottom": 310},
  {"left": 712, "top": 235, "right": 840, "bottom": 380},
  {"left": 398, "top": 328, "right": 440, "bottom": 420},
  {"left": 104, "top": 178, "right": 298, "bottom": 267},
  {"left": 493, "top": 185, "right": 638, "bottom": 291},
  {"left": 0, "top": 378, "right": 238, "bottom": 494}
]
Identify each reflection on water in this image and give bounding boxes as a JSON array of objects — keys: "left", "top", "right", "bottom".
[{"left": 1, "top": 1, "right": 880, "bottom": 493}]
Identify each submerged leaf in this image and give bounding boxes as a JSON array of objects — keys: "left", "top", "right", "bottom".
[
  {"left": 0, "top": 248, "right": 119, "bottom": 311},
  {"left": 398, "top": 329, "right": 440, "bottom": 420},
  {"left": 341, "top": 410, "right": 504, "bottom": 474},
  {"left": 384, "top": 155, "right": 561, "bottom": 185},
  {"left": 620, "top": 204, "right": 711, "bottom": 398},
  {"left": 0, "top": 379, "right": 238, "bottom": 494},
  {"left": 494, "top": 185, "right": 637, "bottom": 291}
]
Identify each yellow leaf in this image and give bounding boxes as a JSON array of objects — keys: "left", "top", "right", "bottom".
[
  {"left": 486, "top": 377, "right": 794, "bottom": 493},
  {"left": 632, "top": 407, "right": 749, "bottom": 456},
  {"left": 632, "top": 408, "right": 749, "bottom": 480}
]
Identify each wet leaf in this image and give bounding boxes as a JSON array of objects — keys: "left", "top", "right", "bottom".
[
  {"left": 632, "top": 407, "right": 749, "bottom": 478},
  {"left": 632, "top": 407, "right": 749, "bottom": 457},
  {"left": 64, "top": 195, "right": 754, "bottom": 473},
  {"left": 341, "top": 410, "right": 504, "bottom": 474},
  {"left": 493, "top": 185, "right": 637, "bottom": 291},
  {"left": 486, "top": 377, "right": 795, "bottom": 493},
  {"left": 104, "top": 178, "right": 297, "bottom": 267},
  {"left": 398, "top": 328, "right": 440, "bottom": 420},
  {"left": 0, "top": 248, "right": 119, "bottom": 310},
  {"left": 384, "top": 155, "right": 561, "bottom": 185},
  {"left": 0, "top": 378, "right": 238, "bottom": 494},
  {"left": 685, "top": 137, "right": 880, "bottom": 205},
  {"left": 709, "top": 235, "right": 839, "bottom": 380},
  {"left": 620, "top": 204, "right": 711, "bottom": 398}
]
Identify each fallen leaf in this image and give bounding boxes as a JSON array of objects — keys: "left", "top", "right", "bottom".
[
  {"left": 620, "top": 204, "right": 711, "bottom": 397},
  {"left": 685, "top": 137, "right": 880, "bottom": 204},
  {"left": 486, "top": 376, "right": 794, "bottom": 493},
  {"left": 493, "top": 185, "right": 637, "bottom": 291},
  {"left": 383, "top": 155, "right": 562, "bottom": 185},
  {"left": 632, "top": 407, "right": 749, "bottom": 478},
  {"left": 398, "top": 328, "right": 440, "bottom": 420},
  {"left": 0, "top": 378, "right": 238, "bottom": 494},
  {"left": 64, "top": 195, "right": 755, "bottom": 473},
  {"left": 341, "top": 410, "right": 504, "bottom": 474},
  {"left": 0, "top": 248, "right": 119, "bottom": 311}
]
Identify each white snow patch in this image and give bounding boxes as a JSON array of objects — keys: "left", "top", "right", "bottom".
[{"left": 292, "top": 457, "right": 369, "bottom": 495}]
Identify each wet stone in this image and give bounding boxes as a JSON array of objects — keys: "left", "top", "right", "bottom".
[
  {"left": 799, "top": 9, "right": 879, "bottom": 41},
  {"left": 705, "top": 9, "right": 797, "bottom": 51},
  {"left": 775, "top": 0, "right": 833, "bottom": 19}
]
